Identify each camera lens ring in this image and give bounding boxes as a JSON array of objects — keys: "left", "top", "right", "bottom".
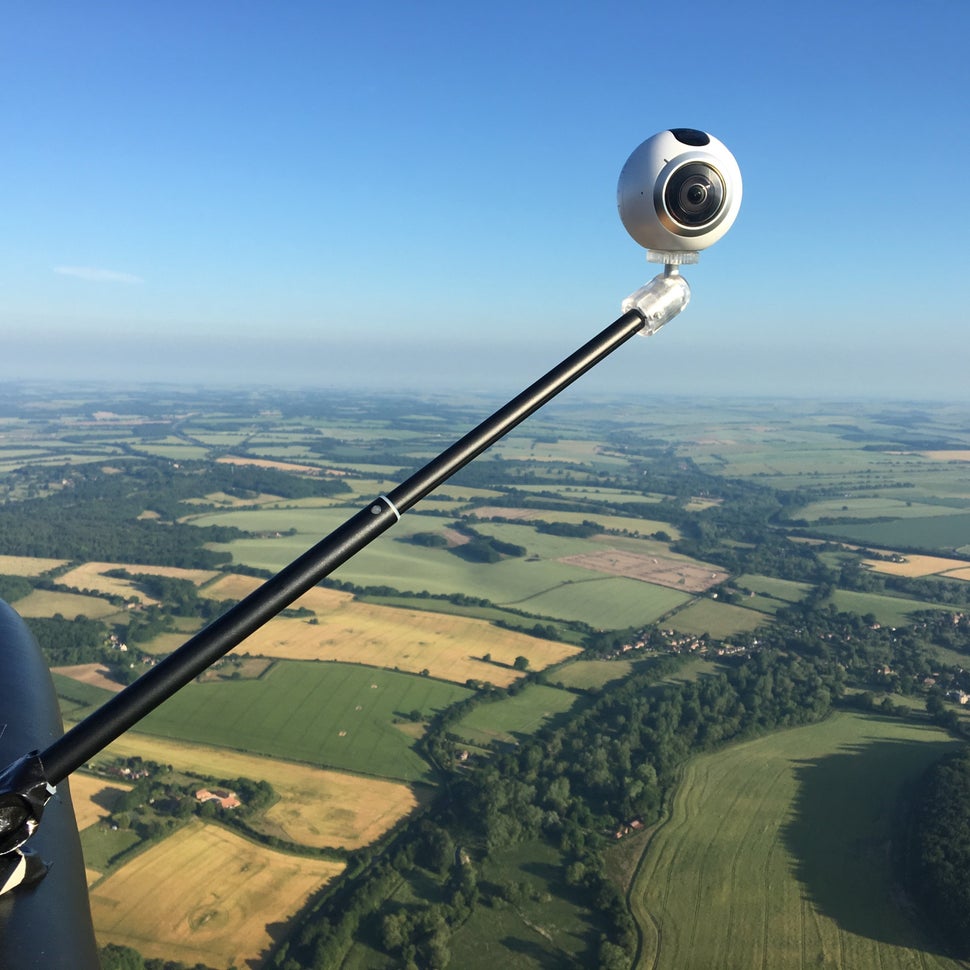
[{"left": 654, "top": 158, "right": 729, "bottom": 237}]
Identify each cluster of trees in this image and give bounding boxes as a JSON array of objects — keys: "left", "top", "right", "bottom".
[
  {"left": 448, "top": 523, "right": 526, "bottom": 563},
  {"left": 534, "top": 518, "right": 602, "bottom": 538},
  {"left": 908, "top": 747, "right": 970, "bottom": 955},
  {"left": 27, "top": 614, "right": 111, "bottom": 666},
  {"left": 99, "top": 763, "right": 276, "bottom": 847},
  {"left": 0, "top": 455, "right": 351, "bottom": 568},
  {"left": 99, "top": 944, "right": 217, "bottom": 970},
  {"left": 201, "top": 462, "right": 350, "bottom": 501},
  {"left": 105, "top": 570, "right": 237, "bottom": 623},
  {"left": 0, "top": 463, "right": 244, "bottom": 567},
  {"left": 459, "top": 651, "right": 840, "bottom": 850},
  {"left": 275, "top": 649, "right": 842, "bottom": 968},
  {"left": 0, "top": 574, "right": 33, "bottom": 603}
]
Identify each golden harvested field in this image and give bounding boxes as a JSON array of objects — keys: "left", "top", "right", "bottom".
[
  {"left": 183, "top": 490, "right": 295, "bottom": 507},
  {"left": 89, "top": 820, "right": 344, "bottom": 968},
  {"left": 59, "top": 561, "right": 218, "bottom": 603},
  {"left": 67, "top": 773, "right": 131, "bottom": 830},
  {"left": 922, "top": 450, "right": 970, "bottom": 462},
  {"left": 0, "top": 553, "right": 68, "bottom": 575},
  {"left": 96, "top": 732, "right": 422, "bottom": 850},
  {"left": 942, "top": 567, "right": 970, "bottom": 581},
  {"left": 202, "top": 574, "right": 579, "bottom": 685},
  {"left": 863, "top": 554, "right": 970, "bottom": 577},
  {"left": 202, "top": 572, "right": 354, "bottom": 608},
  {"left": 231, "top": 604, "right": 579, "bottom": 686},
  {"left": 217, "top": 454, "right": 322, "bottom": 474}
]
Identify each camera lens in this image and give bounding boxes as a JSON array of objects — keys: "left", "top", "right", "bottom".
[{"left": 664, "top": 162, "right": 725, "bottom": 228}]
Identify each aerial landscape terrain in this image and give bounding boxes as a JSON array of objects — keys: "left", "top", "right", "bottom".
[{"left": 3, "top": 382, "right": 970, "bottom": 969}]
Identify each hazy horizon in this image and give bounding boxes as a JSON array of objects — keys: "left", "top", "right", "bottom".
[
  {"left": 2, "top": 3, "right": 967, "bottom": 402},
  {"left": 2, "top": 325, "right": 968, "bottom": 403}
]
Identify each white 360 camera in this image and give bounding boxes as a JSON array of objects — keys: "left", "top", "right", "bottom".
[{"left": 617, "top": 128, "right": 742, "bottom": 260}]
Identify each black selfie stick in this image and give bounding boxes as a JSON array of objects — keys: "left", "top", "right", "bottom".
[
  {"left": 40, "top": 272, "right": 688, "bottom": 786},
  {"left": 0, "top": 268, "right": 689, "bottom": 901}
]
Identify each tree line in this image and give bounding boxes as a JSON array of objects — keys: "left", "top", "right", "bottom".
[{"left": 272, "top": 649, "right": 842, "bottom": 969}]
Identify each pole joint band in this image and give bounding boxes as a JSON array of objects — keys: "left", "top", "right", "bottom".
[{"left": 377, "top": 494, "right": 402, "bottom": 521}]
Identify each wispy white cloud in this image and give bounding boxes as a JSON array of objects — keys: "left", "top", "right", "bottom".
[{"left": 54, "top": 265, "right": 143, "bottom": 284}]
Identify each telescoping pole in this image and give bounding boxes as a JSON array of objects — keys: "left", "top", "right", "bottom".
[{"left": 32, "top": 271, "right": 688, "bottom": 791}]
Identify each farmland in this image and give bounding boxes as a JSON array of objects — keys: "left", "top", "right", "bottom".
[
  {"left": 196, "top": 577, "right": 581, "bottom": 686},
  {"left": 451, "top": 683, "right": 578, "bottom": 746},
  {"left": 88, "top": 819, "right": 345, "bottom": 968},
  {"left": 2, "top": 387, "right": 970, "bottom": 967},
  {"left": 91, "top": 733, "right": 423, "bottom": 850},
  {"left": 137, "top": 660, "right": 473, "bottom": 782},
  {"left": 629, "top": 712, "right": 964, "bottom": 970}
]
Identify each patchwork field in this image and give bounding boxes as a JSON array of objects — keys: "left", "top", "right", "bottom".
[
  {"left": 89, "top": 820, "right": 344, "bottom": 968},
  {"left": 191, "top": 508, "right": 697, "bottom": 623},
  {"left": 226, "top": 605, "right": 577, "bottom": 686},
  {"left": 94, "top": 732, "right": 422, "bottom": 850},
  {"left": 200, "top": 573, "right": 580, "bottom": 685},
  {"left": 58, "top": 561, "right": 218, "bottom": 603},
  {"left": 630, "top": 712, "right": 963, "bottom": 970}
]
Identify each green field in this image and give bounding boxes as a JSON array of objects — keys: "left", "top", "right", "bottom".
[
  {"left": 80, "top": 824, "right": 142, "bottom": 872},
  {"left": 797, "top": 497, "right": 970, "bottom": 521},
  {"left": 199, "top": 510, "right": 692, "bottom": 628},
  {"left": 827, "top": 589, "right": 948, "bottom": 626},
  {"left": 735, "top": 573, "right": 812, "bottom": 613},
  {"left": 52, "top": 672, "right": 117, "bottom": 718},
  {"left": 451, "top": 684, "right": 578, "bottom": 746},
  {"left": 508, "top": 576, "right": 691, "bottom": 628},
  {"left": 551, "top": 658, "right": 635, "bottom": 690},
  {"left": 631, "top": 712, "right": 963, "bottom": 970},
  {"left": 817, "top": 512, "right": 970, "bottom": 553},
  {"left": 665, "top": 598, "right": 766, "bottom": 638},
  {"left": 137, "top": 661, "right": 471, "bottom": 782}
]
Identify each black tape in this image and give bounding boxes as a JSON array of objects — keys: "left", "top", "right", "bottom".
[{"left": 0, "top": 752, "right": 53, "bottom": 856}]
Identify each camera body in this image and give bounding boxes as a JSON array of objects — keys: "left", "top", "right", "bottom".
[{"left": 617, "top": 128, "right": 742, "bottom": 256}]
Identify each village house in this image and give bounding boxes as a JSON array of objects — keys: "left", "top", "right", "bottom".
[{"left": 194, "top": 787, "right": 241, "bottom": 810}]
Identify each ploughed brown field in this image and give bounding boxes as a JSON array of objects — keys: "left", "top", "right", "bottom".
[{"left": 559, "top": 549, "right": 727, "bottom": 592}]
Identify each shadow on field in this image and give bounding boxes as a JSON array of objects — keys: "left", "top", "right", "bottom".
[
  {"left": 781, "top": 725, "right": 959, "bottom": 953},
  {"left": 501, "top": 936, "right": 570, "bottom": 968}
]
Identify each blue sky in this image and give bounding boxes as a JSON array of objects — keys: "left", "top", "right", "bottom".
[{"left": 2, "top": 1, "right": 968, "bottom": 399}]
